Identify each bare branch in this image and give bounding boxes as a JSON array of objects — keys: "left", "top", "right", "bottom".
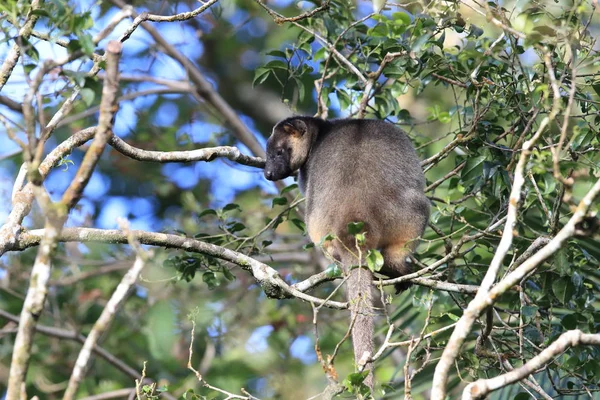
[
  {"left": 63, "top": 256, "right": 146, "bottom": 400},
  {"left": 463, "top": 331, "right": 600, "bottom": 400},
  {"left": 431, "top": 52, "right": 566, "bottom": 400},
  {"left": 109, "top": 135, "right": 265, "bottom": 168},
  {"left": 119, "top": 0, "right": 220, "bottom": 42},
  {"left": 110, "top": 0, "right": 267, "bottom": 158},
  {"left": 0, "top": 0, "right": 43, "bottom": 92},
  {"left": 0, "top": 94, "right": 23, "bottom": 112},
  {"left": 271, "top": 1, "right": 330, "bottom": 24},
  {"left": 62, "top": 41, "right": 122, "bottom": 209},
  {"left": 11, "top": 227, "right": 348, "bottom": 310}
]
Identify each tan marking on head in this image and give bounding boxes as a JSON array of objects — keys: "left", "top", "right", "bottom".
[
  {"left": 282, "top": 123, "right": 303, "bottom": 137},
  {"left": 288, "top": 135, "right": 310, "bottom": 171}
]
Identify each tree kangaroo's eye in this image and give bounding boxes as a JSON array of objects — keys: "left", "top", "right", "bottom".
[{"left": 276, "top": 148, "right": 285, "bottom": 156}]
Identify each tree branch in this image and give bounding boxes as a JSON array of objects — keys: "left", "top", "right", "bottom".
[
  {"left": 6, "top": 41, "right": 123, "bottom": 399},
  {"left": 11, "top": 227, "right": 348, "bottom": 310},
  {"left": 463, "top": 330, "right": 600, "bottom": 400},
  {"left": 0, "top": 0, "right": 43, "bottom": 92},
  {"left": 431, "top": 53, "right": 567, "bottom": 400},
  {"left": 63, "top": 256, "right": 146, "bottom": 400}
]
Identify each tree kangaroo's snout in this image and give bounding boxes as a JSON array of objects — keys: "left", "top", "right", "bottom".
[{"left": 264, "top": 118, "right": 312, "bottom": 181}]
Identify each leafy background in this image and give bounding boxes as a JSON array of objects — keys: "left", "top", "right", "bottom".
[{"left": 0, "top": 0, "right": 599, "bottom": 398}]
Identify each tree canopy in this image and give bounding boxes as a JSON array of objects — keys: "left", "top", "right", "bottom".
[{"left": 0, "top": 0, "right": 599, "bottom": 399}]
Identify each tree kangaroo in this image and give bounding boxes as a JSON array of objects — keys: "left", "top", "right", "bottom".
[{"left": 264, "top": 117, "right": 429, "bottom": 389}]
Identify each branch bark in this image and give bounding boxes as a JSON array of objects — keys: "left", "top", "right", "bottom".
[
  {"left": 0, "top": 0, "right": 43, "bottom": 92},
  {"left": 431, "top": 53, "right": 566, "bottom": 400},
  {"left": 11, "top": 227, "right": 348, "bottom": 310},
  {"left": 110, "top": 0, "right": 267, "bottom": 158},
  {"left": 463, "top": 330, "right": 600, "bottom": 399},
  {"left": 6, "top": 41, "right": 123, "bottom": 400},
  {"left": 63, "top": 256, "right": 146, "bottom": 400}
]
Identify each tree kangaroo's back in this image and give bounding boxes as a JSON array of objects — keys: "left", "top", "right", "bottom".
[{"left": 264, "top": 116, "right": 429, "bottom": 390}]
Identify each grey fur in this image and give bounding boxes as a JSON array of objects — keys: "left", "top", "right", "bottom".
[{"left": 265, "top": 116, "right": 430, "bottom": 389}]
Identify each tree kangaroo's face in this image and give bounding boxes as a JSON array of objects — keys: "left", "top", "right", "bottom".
[{"left": 264, "top": 119, "right": 308, "bottom": 181}]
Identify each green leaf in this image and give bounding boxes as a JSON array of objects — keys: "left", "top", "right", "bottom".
[
  {"left": 336, "top": 89, "right": 352, "bottom": 110},
  {"left": 343, "top": 370, "right": 369, "bottom": 390},
  {"left": 521, "top": 305, "right": 538, "bottom": 322},
  {"left": 392, "top": 12, "right": 411, "bottom": 26},
  {"left": 552, "top": 278, "right": 575, "bottom": 304},
  {"left": 266, "top": 50, "right": 287, "bottom": 58},
  {"left": 30, "top": 8, "right": 50, "bottom": 17},
  {"left": 438, "top": 111, "right": 451, "bottom": 124},
  {"left": 318, "top": 233, "right": 335, "bottom": 246},
  {"left": 265, "top": 59, "right": 288, "bottom": 70},
  {"left": 561, "top": 313, "right": 578, "bottom": 330},
  {"left": 222, "top": 267, "right": 235, "bottom": 281},
  {"left": 67, "top": 39, "right": 82, "bottom": 54},
  {"left": 253, "top": 67, "right": 271, "bottom": 86},
  {"left": 281, "top": 183, "right": 298, "bottom": 194},
  {"left": 199, "top": 209, "right": 217, "bottom": 218},
  {"left": 445, "top": 312, "right": 460, "bottom": 321},
  {"left": 23, "top": 63, "right": 36, "bottom": 74},
  {"left": 223, "top": 203, "right": 241, "bottom": 213},
  {"left": 347, "top": 222, "right": 365, "bottom": 235},
  {"left": 355, "top": 233, "right": 366, "bottom": 245},
  {"left": 80, "top": 87, "right": 95, "bottom": 106},
  {"left": 291, "top": 218, "right": 306, "bottom": 232},
  {"left": 461, "top": 155, "right": 487, "bottom": 182},
  {"left": 202, "top": 271, "right": 218, "bottom": 289},
  {"left": 411, "top": 34, "right": 431, "bottom": 53},
  {"left": 366, "top": 249, "right": 384, "bottom": 272},
  {"left": 79, "top": 33, "right": 95, "bottom": 55},
  {"left": 21, "top": 38, "right": 39, "bottom": 63},
  {"left": 272, "top": 196, "right": 287, "bottom": 207},
  {"left": 324, "top": 263, "right": 342, "bottom": 278},
  {"left": 592, "top": 81, "right": 600, "bottom": 97},
  {"left": 227, "top": 222, "right": 246, "bottom": 233}
]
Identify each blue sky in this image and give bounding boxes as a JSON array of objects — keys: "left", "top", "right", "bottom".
[{"left": 0, "top": 0, "right": 284, "bottom": 231}]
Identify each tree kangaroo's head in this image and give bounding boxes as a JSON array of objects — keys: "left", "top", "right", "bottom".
[{"left": 264, "top": 117, "right": 313, "bottom": 181}]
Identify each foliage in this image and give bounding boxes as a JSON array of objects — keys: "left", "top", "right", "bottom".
[{"left": 0, "top": 0, "right": 599, "bottom": 399}]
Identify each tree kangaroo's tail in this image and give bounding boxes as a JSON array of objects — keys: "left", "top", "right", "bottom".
[{"left": 341, "top": 251, "right": 375, "bottom": 389}]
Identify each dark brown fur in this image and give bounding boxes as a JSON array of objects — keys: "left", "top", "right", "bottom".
[{"left": 264, "top": 117, "right": 429, "bottom": 389}]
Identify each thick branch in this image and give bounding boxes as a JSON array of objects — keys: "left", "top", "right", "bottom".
[
  {"left": 431, "top": 53, "right": 565, "bottom": 400},
  {"left": 11, "top": 227, "right": 348, "bottom": 310},
  {"left": 109, "top": 135, "right": 265, "bottom": 168},
  {"left": 463, "top": 330, "right": 600, "bottom": 399},
  {"left": 6, "top": 42, "right": 123, "bottom": 399}
]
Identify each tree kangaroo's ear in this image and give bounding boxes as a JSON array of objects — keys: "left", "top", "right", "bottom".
[{"left": 282, "top": 119, "right": 307, "bottom": 137}]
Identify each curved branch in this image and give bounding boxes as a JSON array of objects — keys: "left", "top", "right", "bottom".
[
  {"left": 6, "top": 41, "right": 123, "bottom": 399},
  {"left": 431, "top": 54, "right": 567, "bottom": 400},
  {"left": 11, "top": 227, "right": 348, "bottom": 310},
  {"left": 109, "top": 135, "right": 265, "bottom": 168},
  {"left": 463, "top": 330, "right": 600, "bottom": 400},
  {"left": 110, "top": 0, "right": 267, "bottom": 159}
]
